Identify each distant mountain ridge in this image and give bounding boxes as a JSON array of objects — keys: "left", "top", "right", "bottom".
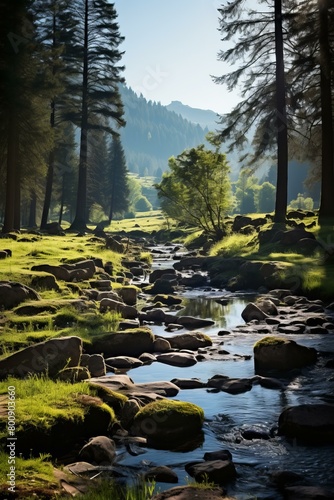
[{"left": 166, "top": 100, "right": 220, "bottom": 131}]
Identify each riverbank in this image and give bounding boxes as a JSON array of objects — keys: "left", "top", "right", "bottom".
[{"left": 0, "top": 212, "right": 334, "bottom": 499}]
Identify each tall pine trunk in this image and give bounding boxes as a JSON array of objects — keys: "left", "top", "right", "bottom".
[
  {"left": 69, "top": 0, "right": 89, "bottom": 232},
  {"left": 2, "top": 114, "right": 18, "bottom": 233},
  {"left": 41, "top": 9, "right": 57, "bottom": 230},
  {"left": 318, "top": 0, "right": 334, "bottom": 226},
  {"left": 273, "top": 0, "right": 288, "bottom": 223}
]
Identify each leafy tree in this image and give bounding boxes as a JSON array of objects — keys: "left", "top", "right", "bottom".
[
  {"left": 155, "top": 137, "right": 232, "bottom": 239},
  {"left": 256, "top": 181, "right": 276, "bottom": 213},
  {"left": 68, "top": 0, "right": 125, "bottom": 231},
  {"left": 135, "top": 196, "right": 152, "bottom": 212},
  {"left": 108, "top": 135, "right": 130, "bottom": 221},
  {"left": 234, "top": 169, "right": 258, "bottom": 214},
  {"left": 289, "top": 193, "right": 314, "bottom": 211}
]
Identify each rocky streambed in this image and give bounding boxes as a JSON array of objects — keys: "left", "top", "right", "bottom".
[{"left": 1, "top": 239, "right": 334, "bottom": 499}]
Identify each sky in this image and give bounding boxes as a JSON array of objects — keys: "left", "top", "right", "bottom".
[{"left": 112, "top": 0, "right": 241, "bottom": 115}]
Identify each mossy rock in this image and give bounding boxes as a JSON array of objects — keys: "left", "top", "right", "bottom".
[
  {"left": 88, "top": 382, "right": 128, "bottom": 413},
  {"left": 13, "top": 395, "right": 115, "bottom": 458},
  {"left": 56, "top": 366, "right": 90, "bottom": 382},
  {"left": 254, "top": 336, "right": 317, "bottom": 373},
  {"left": 89, "top": 327, "right": 155, "bottom": 357},
  {"left": 131, "top": 399, "right": 204, "bottom": 448},
  {"left": 153, "top": 294, "right": 183, "bottom": 306}
]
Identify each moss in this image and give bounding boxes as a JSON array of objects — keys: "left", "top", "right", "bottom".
[
  {"left": 88, "top": 383, "right": 128, "bottom": 412},
  {"left": 133, "top": 399, "right": 204, "bottom": 439},
  {"left": 254, "top": 336, "right": 288, "bottom": 349}
]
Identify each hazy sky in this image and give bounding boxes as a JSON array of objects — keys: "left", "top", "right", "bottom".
[{"left": 113, "top": 0, "right": 240, "bottom": 114}]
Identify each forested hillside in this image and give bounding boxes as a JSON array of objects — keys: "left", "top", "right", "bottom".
[{"left": 119, "top": 86, "right": 208, "bottom": 177}]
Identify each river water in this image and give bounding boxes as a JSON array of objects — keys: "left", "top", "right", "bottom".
[{"left": 117, "top": 247, "right": 334, "bottom": 499}]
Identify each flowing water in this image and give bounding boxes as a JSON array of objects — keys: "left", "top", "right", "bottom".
[{"left": 117, "top": 246, "right": 334, "bottom": 499}]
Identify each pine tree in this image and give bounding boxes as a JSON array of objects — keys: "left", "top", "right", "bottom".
[
  {"left": 214, "top": 0, "right": 291, "bottom": 222},
  {"left": 68, "top": 0, "right": 125, "bottom": 232},
  {"left": 0, "top": 0, "right": 53, "bottom": 233},
  {"left": 108, "top": 135, "right": 129, "bottom": 221}
]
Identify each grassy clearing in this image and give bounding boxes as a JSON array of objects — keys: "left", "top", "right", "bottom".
[
  {"left": 105, "top": 210, "right": 171, "bottom": 233},
  {"left": 0, "top": 234, "right": 124, "bottom": 285},
  {"left": 0, "top": 452, "right": 57, "bottom": 492},
  {"left": 210, "top": 233, "right": 258, "bottom": 258}
]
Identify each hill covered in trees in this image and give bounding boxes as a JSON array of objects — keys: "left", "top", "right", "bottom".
[{"left": 119, "top": 86, "right": 209, "bottom": 178}]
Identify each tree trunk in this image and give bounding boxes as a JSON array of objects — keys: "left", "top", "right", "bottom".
[
  {"left": 28, "top": 190, "right": 37, "bottom": 228},
  {"left": 41, "top": 99, "right": 56, "bottom": 229},
  {"left": 69, "top": 0, "right": 89, "bottom": 232},
  {"left": 2, "top": 114, "right": 17, "bottom": 233},
  {"left": 318, "top": 0, "right": 334, "bottom": 226},
  {"left": 273, "top": 0, "right": 288, "bottom": 224}
]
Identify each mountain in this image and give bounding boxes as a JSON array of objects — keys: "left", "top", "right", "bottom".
[
  {"left": 119, "top": 86, "right": 209, "bottom": 178},
  {"left": 166, "top": 100, "right": 220, "bottom": 131}
]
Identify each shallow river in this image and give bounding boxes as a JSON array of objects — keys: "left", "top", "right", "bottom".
[{"left": 116, "top": 249, "right": 334, "bottom": 499}]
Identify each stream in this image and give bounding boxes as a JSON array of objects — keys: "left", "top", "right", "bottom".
[{"left": 116, "top": 246, "right": 334, "bottom": 499}]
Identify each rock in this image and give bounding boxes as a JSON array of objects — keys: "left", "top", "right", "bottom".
[
  {"left": 0, "top": 251, "right": 8, "bottom": 259},
  {"left": 131, "top": 399, "right": 204, "bottom": 448},
  {"left": 64, "top": 461, "right": 99, "bottom": 476},
  {"left": 30, "top": 275, "right": 60, "bottom": 291},
  {"left": 0, "top": 281, "right": 40, "bottom": 309},
  {"left": 256, "top": 299, "right": 278, "bottom": 315},
  {"left": 118, "top": 319, "right": 141, "bottom": 330},
  {"left": 62, "top": 259, "right": 96, "bottom": 279},
  {"left": 168, "top": 332, "right": 212, "bottom": 351},
  {"left": 90, "top": 328, "right": 154, "bottom": 358},
  {"left": 185, "top": 460, "right": 237, "bottom": 484},
  {"left": 96, "top": 291, "right": 120, "bottom": 301},
  {"left": 118, "top": 286, "right": 137, "bottom": 305},
  {"left": 105, "top": 237, "right": 125, "bottom": 253},
  {"left": 280, "top": 228, "right": 316, "bottom": 246},
  {"left": 152, "top": 486, "right": 229, "bottom": 500},
  {"left": 56, "top": 366, "right": 90, "bottom": 382},
  {"left": 120, "top": 398, "right": 141, "bottom": 428},
  {"left": 89, "top": 374, "right": 180, "bottom": 398},
  {"left": 0, "top": 336, "right": 82, "bottom": 379},
  {"left": 176, "top": 316, "right": 215, "bottom": 329},
  {"left": 149, "top": 268, "right": 177, "bottom": 283},
  {"left": 241, "top": 427, "right": 271, "bottom": 440},
  {"left": 254, "top": 336, "right": 317, "bottom": 373},
  {"left": 80, "top": 354, "right": 106, "bottom": 377},
  {"left": 242, "top": 303, "right": 269, "bottom": 322},
  {"left": 208, "top": 375, "right": 253, "bottom": 394},
  {"left": 253, "top": 375, "right": 285, "bottom": 389},
  {"left": 170, "top": 378, "right": 207, "bottom": 389},
  {"left": 99, "top": 298, "right": 138, "bottom": 319},
  {"left": 179, "top": 274, "right": 208, "bottom": 287},
  {"left": 157, "top": 352, "right": 197, "bottom": 367},
  {"left": 138, "top": 352, "right": 156, "bottom": 363},
  {"left": 232, "top": 215, "right": 252, "bottom": 232},
  {"left": 105, "top": 356, "right": 143, "bottom": 369},
  {"left": 43, "top": 222, "right": 64, "bottom": 235},
  {"left": 270, "top": 470, "right": 304, "bottom": 488},
  {"left": 149, "top": 279, "right": 176, "bottom": 295},
  {"left": 284, "top": 486, "right": 334, "bottom": 499},
  {"left": 153, "top": 338, "right": 171, "bottom": 352},
  {"left": 153, "top": 294, "right": 183, "bottom": 306},
  {"left": 144, "top": 308, "right": 166, "bottom": 323},
  {"left": 144, "top": 466, "right": 178, "bottom": 483},
  {"left": 203, "top": 450, "right": 232, "bottom": 461},
  {"left": 31, "top": 264, "right": 71, "bottom": 281},
  {"left": 298, "top": 238, "right": 323, "bottom": 253},
  {"left": 79, "top": 436, "right": 116, "bottom": 464},
  {"left": 278, "top": 404, "right": 334, "bottom": 443}
]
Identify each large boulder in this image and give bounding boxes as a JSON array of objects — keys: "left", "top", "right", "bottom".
[
  {"left": 254, "top": 336, "right": 317, "bottom": 373},
  {"left": 89, "top": 328, "right": 154, "bottom": 357},
  {"left": 0, "top": 281, "right": 40, "bottom": 309},
  {"left": 278, "top": 404, "right": 334, "bottom": 443},
  {"left": 185, "top": 460, "right": 237, "bottom": 484},
  {"left": 149, "top": 268, "right": 177, "bottom": 284},
  {"left": 80, "top": 354, "right": 106, "bottom": 377},
  {"left": 79, "top": 436, "right": 116, "bottom": 464},
  {"left": 168, "top": 332, "right": 212, "bottom": 351},
  {"left": 156, "top": 352, "right": 198, "bottom": 367},
  {"left": 31, "top": 264, "right": 71, "bottom": 281},
  {"left": 242, "top": 302, "right": 269, "bottom": 322},
  {"left": 118, "top": 286, "right": 137, "bottom": 306},
  {"left": 176, "top": 316, "right": 215, "bottom": 329},
  {"left": 0, "top": 336, "right": 82, "bottom": 379},
  {"left": 99, "top": 298, "right": 138, "bottom": 319},
  {"left": 131, "top": 399, "right": 204, "bottom": 449}
]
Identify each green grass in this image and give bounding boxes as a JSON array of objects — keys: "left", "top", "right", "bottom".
[
  {"left": 210, "top": 232, "right": 259, "bottom": 258},
  {"left": 0, "top": 376, "right": 115, "bottom": 438}
]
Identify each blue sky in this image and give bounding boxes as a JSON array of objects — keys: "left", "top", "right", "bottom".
[{"left": 113, "top": 0, "right": 240, "bottom": 114}]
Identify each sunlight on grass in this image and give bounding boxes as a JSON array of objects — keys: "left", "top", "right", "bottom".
[{"left": 210, "top": 233, "right": 258, "bottom": 257}]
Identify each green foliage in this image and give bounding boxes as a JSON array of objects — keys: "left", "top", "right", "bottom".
[
  {"left": 234, "top": 169, "right": 259, "bottom": 214},
  {"left": 289, "top": 193, "right": 314, "bottom": 211},
  {"left": 156, "top": 139, "right": 232, "bottom": 239},
  {"left": 0, "top": 452, "right": 56, "bottom": 490},
  {"left": 135, "top": 196, "right": 153, "bottom": 212},
  {"left": 256, "top": 182, "right": 276, "bottom": 213},
  {"left": 210, "top": 233, "right": 258, "bottom": 258}
]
